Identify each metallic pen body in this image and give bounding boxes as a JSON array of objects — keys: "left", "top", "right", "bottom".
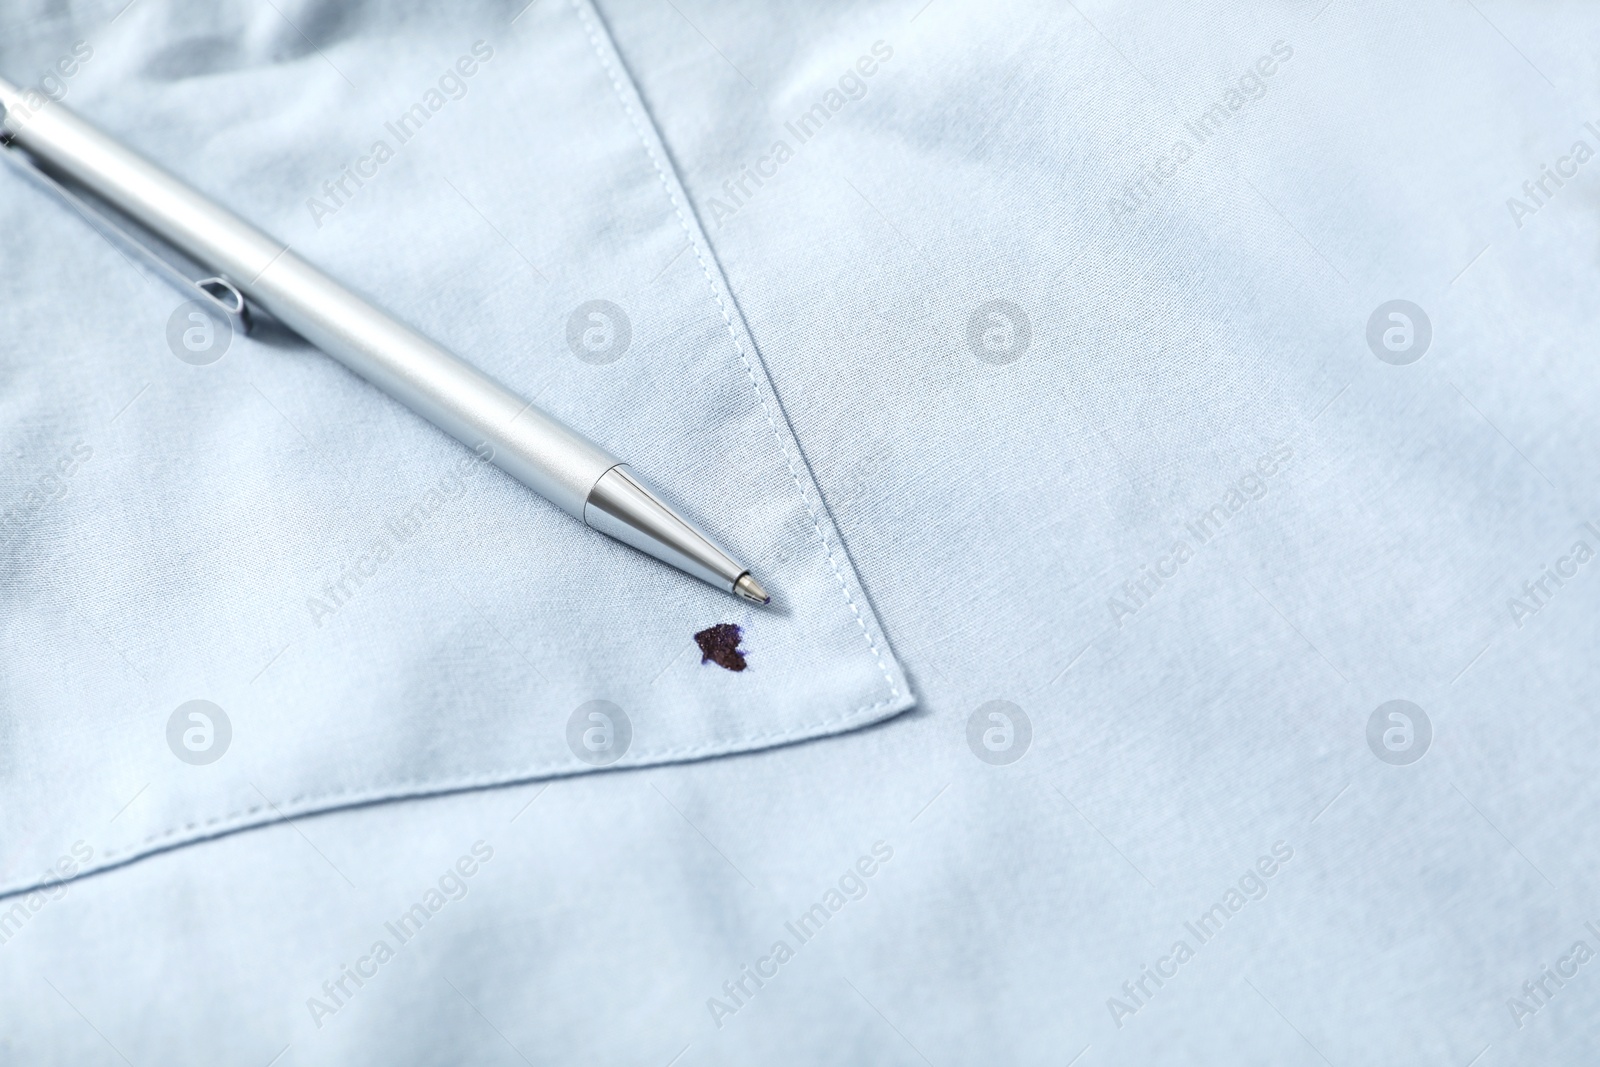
[{"left": 0, "top": 78, "right": 768, "bottom": 603}]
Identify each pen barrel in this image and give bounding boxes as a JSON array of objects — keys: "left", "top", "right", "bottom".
[
  {"left": 0, "top": 79, "right": 617, "bottom": 516},
  {"left": 245, "top": 255, "right": 618, "bottom": 515}
]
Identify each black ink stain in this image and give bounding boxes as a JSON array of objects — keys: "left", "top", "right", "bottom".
[{"left": 694, "top": 623, "right": 747, "bottom": 672}]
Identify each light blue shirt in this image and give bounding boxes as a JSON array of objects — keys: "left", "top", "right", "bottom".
[{"left": 1, "top": 0, "right": 1596, "bottom": 1063}]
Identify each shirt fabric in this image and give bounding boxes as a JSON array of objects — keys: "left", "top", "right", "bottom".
[{"left": 2, "top": 0, "right": 1598, "bottom": 1064}]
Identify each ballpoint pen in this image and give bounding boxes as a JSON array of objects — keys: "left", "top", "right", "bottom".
[{"left": 0, "top": 76, "right": 771, "bottom": 605}]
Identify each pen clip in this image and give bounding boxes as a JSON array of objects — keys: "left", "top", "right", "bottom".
[{"left": 0, "top": 135, "right": 252, "bottom": 335}]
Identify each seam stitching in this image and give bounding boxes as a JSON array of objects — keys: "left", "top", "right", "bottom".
[
  {"left": 569, "top": 0, "right": 899, "bottom": 701},
  {"left": 1, "top": 2, "right": 914, "bottom": 898},
  {"left": 50, "top": 694, "right": 903, "bottom": 875}
]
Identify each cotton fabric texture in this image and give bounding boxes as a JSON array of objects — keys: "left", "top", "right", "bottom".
[
  {"left": 0, "top": 0, "right": 908, "bottom": 897},
  {"left": 2, "top": 0, "right": 1599, "bottom": 1064}
]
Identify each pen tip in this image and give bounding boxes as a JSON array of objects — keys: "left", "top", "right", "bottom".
[{"left": 734, "top": 573, "right": 771, "bottom": 605}]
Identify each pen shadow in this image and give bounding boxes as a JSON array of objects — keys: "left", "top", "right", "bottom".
[{"left": 243, "top": 311, "right": 306, "bottom": 351}]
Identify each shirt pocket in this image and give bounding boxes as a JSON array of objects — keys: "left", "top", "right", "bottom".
[{"left": 0, "top": 0, "right": 910, "bottom": 898}]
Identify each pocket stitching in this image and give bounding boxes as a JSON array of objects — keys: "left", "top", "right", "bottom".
[
  {"left": 3, "top": 1, "right": 914, "bottom": 899},
  {"left": 568, "top": 0, "right": 901, "bottom": 703}
]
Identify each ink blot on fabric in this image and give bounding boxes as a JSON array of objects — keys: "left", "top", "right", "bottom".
[{"left": 694, "top": 623, "right": 747, "bottom": 672}]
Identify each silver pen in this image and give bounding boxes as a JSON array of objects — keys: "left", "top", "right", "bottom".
[{"left": 0, "top": 77, "right": 769, "bottom": 605}]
